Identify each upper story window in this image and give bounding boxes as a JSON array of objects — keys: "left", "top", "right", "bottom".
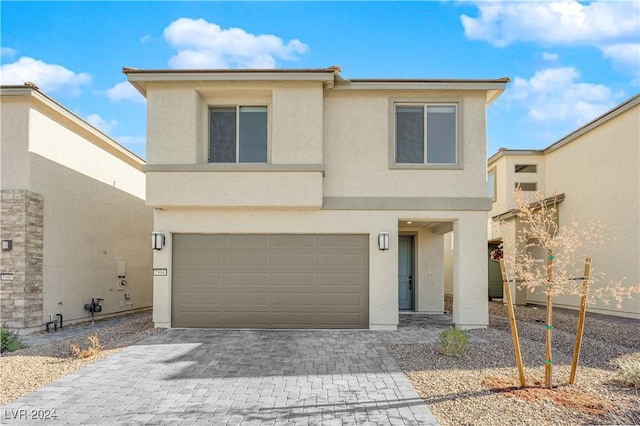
[
  {"left": 487, "top": 168, "right": 496, "bottom": 202},
  {"left": 394, "top": 103, "right": 457, "bottom": 166},
  {"left": 209, "top": 106, "right": 267, "bottom": 163},
  {"left": 515, "top": 164, "right": 537, "bottom": 173},
  {"left": 515, "top": 182, "right": 537, "bottom": 191}
]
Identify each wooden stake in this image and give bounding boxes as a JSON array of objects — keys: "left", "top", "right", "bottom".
[
  {"left": 569, "top": 258, "right": 592, "bottom": 385},
  {"left": 500, "top": 259, "right": 526, "bottom": 387},
  {"left": 545, "top": 251, "right": 554, "bottom": 389}
]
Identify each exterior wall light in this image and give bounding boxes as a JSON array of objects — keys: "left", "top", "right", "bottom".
[
  {"left": 378, "top": 232, "right": 389, "bottom": 251},
  {"left": 152, "top": 232, "right": 165, "bottom": 251},
  {"left": 1, "top": 239, "right": 12, "bottom": 251}
]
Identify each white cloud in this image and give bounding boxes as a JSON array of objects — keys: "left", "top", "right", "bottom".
[
  {"left": 163, "top": 18, "right": 308, "bottom": 69},
  {"left": 508, "top": 67, "right": 616, "bottom": 126},
  {"left": 1, "top": 47, "right": 16, "bottom": 58},
  {"left": 542, "top": 52, "right": 559, "bottom": 61},
  {"left": 600, "top": 43, "right": 640, "bottom": 71},
  {"left": 0, "top": 57, "right": 90, "bottom": 94},
  {"left": 461, "top": 1, "right": 639, "bottom": 70},
  {"left": 86, "top": 114, "right": 118, "bottom": 134},
  {"left": 106, "top": 80, "right": 146, "bottom": 103},
  {"left": 140, "top": 35, "right": 154, "bottom": 44}
]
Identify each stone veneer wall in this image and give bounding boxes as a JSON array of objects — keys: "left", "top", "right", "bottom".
[{"left": 0, "top": 190, "right": 44, "bottom": 329}]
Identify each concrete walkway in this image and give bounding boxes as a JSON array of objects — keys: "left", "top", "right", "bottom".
[{"left": 1, "top": 316, "right": 452, "bottom": 425}]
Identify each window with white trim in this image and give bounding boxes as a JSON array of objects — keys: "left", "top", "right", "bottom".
[
  {"left": 394, "top": 104, "right": 457, "bottom": 165},
  {"left": 515, "top": 182, "right": 537, "bottom": 191},
  {"left": 487, "top": 169, "right": 496, "bottom": 202},
  {"left": 209, "top": 106, "right": 267, "bottom": 163}
]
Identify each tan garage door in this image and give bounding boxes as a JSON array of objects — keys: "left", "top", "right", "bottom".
[{"left": 172, "top": 234, "right": 369, "bottom": 328}]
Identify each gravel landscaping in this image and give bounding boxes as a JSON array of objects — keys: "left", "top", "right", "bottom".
[
  {"left": 1, "top": 303, "right": 638, "bottom": 425},
  {"left": 390, "top": 301, "right": 640, "bottom": 426}
]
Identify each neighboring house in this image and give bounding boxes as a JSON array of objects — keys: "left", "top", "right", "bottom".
[
  {"left": 1, "top": 84, "right": 153, "bottom": 332},
  {"left": 487, "top": 94, "right": 640, "bottom": 319},
  {"left": 125, "top": 66, "right": 509, "bottom": 330}
]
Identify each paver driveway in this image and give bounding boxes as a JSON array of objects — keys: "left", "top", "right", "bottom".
[{"left": 2, "top": 316, "right": 450, "bottom": 425}]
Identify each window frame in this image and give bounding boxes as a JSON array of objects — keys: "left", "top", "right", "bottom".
[
  {"left": 208, "top": 104, "right": 269, "bottom": 164},
  {"left": 389, "top": 98, "right": 463, "bottom": 170},
  {"left": 515, "top": 182, "right": 537, "bottom": 191},
  {"left": 487, "top": 167, "right": 497, "bottom": 202},
  {"left": 515, "top": 164, "right": 537, "bottom": 173}
]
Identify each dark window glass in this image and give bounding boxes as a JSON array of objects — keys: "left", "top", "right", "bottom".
[
  {"left": 209, "top": 108, "right": 236, "bottom": 163},
  {"left": 396, "top": 106, "right": 424, "bottom": 163}
]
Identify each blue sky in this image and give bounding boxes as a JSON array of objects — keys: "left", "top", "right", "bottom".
[{"left": 1, "top": 1, "right": 638, "bottom": 159}]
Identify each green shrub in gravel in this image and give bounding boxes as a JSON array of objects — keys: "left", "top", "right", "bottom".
[
  {"left": 0, "top": 324, "right": 25, "bottom": 353},
  {"left": 615, "top": 359, "right": 640, "bottom": 389},
  {"left": 439, "top": 327, "right": 470, "bottom": 356}
]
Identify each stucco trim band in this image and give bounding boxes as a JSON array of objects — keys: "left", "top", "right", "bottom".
[
  {"left": 143, "top": 163, "right": 325, "bottom": 173},
  {"left": 322, "top": 197, "right": 492, "bottom": 211}
]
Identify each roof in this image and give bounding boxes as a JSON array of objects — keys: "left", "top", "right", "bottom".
[
  {"left": 122, "top": 65, "right": 510, "bottom": 104},
  {"left": 1, "top": 83, "right": 145, "bottom": 169},
  {"left": 488, "top": 93, "right": 640, "bottom": 165},
  {"left": 492, "top": 193, "right": 566, "bottom": 222}
]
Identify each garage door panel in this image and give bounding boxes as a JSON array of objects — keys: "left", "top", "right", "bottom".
[
  {"left": 227, "top": 234, "right": 269, "bottom": 248},
  {"left": 318, "top": 253, "right": 365, "bottom": 269},
  {"left": 316, "top": 313, "right": 364, "bottom": 327},
  {"left": 272, "top": 253, "right": 315, "bottom": 268},
  {"left": 270, "top": 273, "right": 315, "bottom": 286},
  {"left": 224, "top": 312, "right": 268, "bottom": 326},
  {"left": 272, "top": 234, "right": 316, "bottom": 248},
  {"left": 271, "top": 293, "right": 315, "bottom": 307},
  {"left": 174, "top": 234, "right": 224, "bottom": 250},
  {"left": 173, "top": 251, "right": 222, "bottom": 269},
  {"left": 225, "top": 292, "right": 268, "bottom": 306},
  {"left": 225, "top": 273, "right": 268, "bottom": 286},
  {"left": 174, "top": 291, "right": 221, "bottom": 306},
  {"left": 226, "top": 253, "right": 269, "bottom": 267},
  {"left": 172, "top": 233, "right": 368, "bottom": 328},
  {"left": 317, "top": 235, "right": 364, "bottom": 249}
]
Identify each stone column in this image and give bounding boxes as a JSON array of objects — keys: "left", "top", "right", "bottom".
[{"left": 1, "top": 190, "right": 44, "bottom": 329}]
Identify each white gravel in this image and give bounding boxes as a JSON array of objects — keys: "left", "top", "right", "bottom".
[{"left": 389, "top": 302, "right": 640, "bottom": 426}]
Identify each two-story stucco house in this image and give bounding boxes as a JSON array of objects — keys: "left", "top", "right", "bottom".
[
  {"left": 1, "top": 84, "right": 153, "bottom": 332},
  {"left": 487, "top": 93, "right": 640, "bottom": 319},
  {"left": 125, "top": 66, "right": 508, "bottom": 330}
]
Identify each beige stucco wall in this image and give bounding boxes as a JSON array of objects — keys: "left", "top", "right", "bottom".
[
  {"left": 145, "top": 81, "right": 493, "bottom": 329},
  {"left": 324, "top": 91, "right": 488, "bottom": 198},
  {"left": 1, "top": 91, "right": 153, "bottom": 329},
  {"left": 152, "top": 209, "right": 487, "bottom": 330},
  {"left": 488, "top": 102, "right": 639, "bottom": 319},
  {"left": 1, "top": 98, "right": 31, "bottom": 189},
  {"left": 533, "top": 105, "right": 639, "bottom": 318}
]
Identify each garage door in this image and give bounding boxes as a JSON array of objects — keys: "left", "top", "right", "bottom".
[{"left": 172, "top": 234, "right": 369, "bottom": 328}]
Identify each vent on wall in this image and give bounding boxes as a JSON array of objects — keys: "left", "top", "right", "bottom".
[{"left": 515, "top": 182, "right": 537, "bottom": 191}]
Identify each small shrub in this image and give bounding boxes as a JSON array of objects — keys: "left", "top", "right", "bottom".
[
  {"left": 615, "top": 359, "right": 640, "bottom": 389},
  {"left": 439, "top": 327, "right": 470, "bottom": 357},
  {"left": 0, "top": 324, "right": 25, "bottom": 353},
  {"left": 71, "top": 334, "right": 103, "bottom": 359}
]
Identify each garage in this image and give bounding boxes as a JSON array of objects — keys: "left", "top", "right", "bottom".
[{"left": 172, "top": 234, "right": 369, "bottom": 328}]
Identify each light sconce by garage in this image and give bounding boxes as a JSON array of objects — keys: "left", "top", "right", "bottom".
[
  {"left": 1, "top": 239, "right": 12, "bottom": 251},
  {"left": 378, "top": 232, "right": 390, "bottom": 251},
  {"left": 152, "top": 232, "right": 165, "bottom": 251}
]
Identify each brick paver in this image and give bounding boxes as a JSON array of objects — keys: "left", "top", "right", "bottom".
[{"left": 1, "top": 315, "right": 452, "bottom": 425}]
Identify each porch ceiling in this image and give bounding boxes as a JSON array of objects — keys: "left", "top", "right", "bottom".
[{"left": 398, "top": 220, "right": 453, "bottom": 234}]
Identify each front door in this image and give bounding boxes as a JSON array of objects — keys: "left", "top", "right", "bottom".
[{"left": 398, "top": 235, "right": 414, "bottom": 310}]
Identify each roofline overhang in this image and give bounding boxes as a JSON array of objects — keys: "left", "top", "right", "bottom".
[
  {"left": 123, "top": 66, "right": 510, "bottom": 103},
  {"left": 334, "top": 77, "right": 510, "bottom": 105},
  {"left": 492, "top": 193, "right": 566, "bottom": 222},
  {"left": 488, "top": 92, "right": 640, "bottom": 162},
  {"left": 1, "top": 84, "right": 145, "bottom": 169},
  {"left": 123, "top": 66, "right": 341, "bottom": 96}
]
